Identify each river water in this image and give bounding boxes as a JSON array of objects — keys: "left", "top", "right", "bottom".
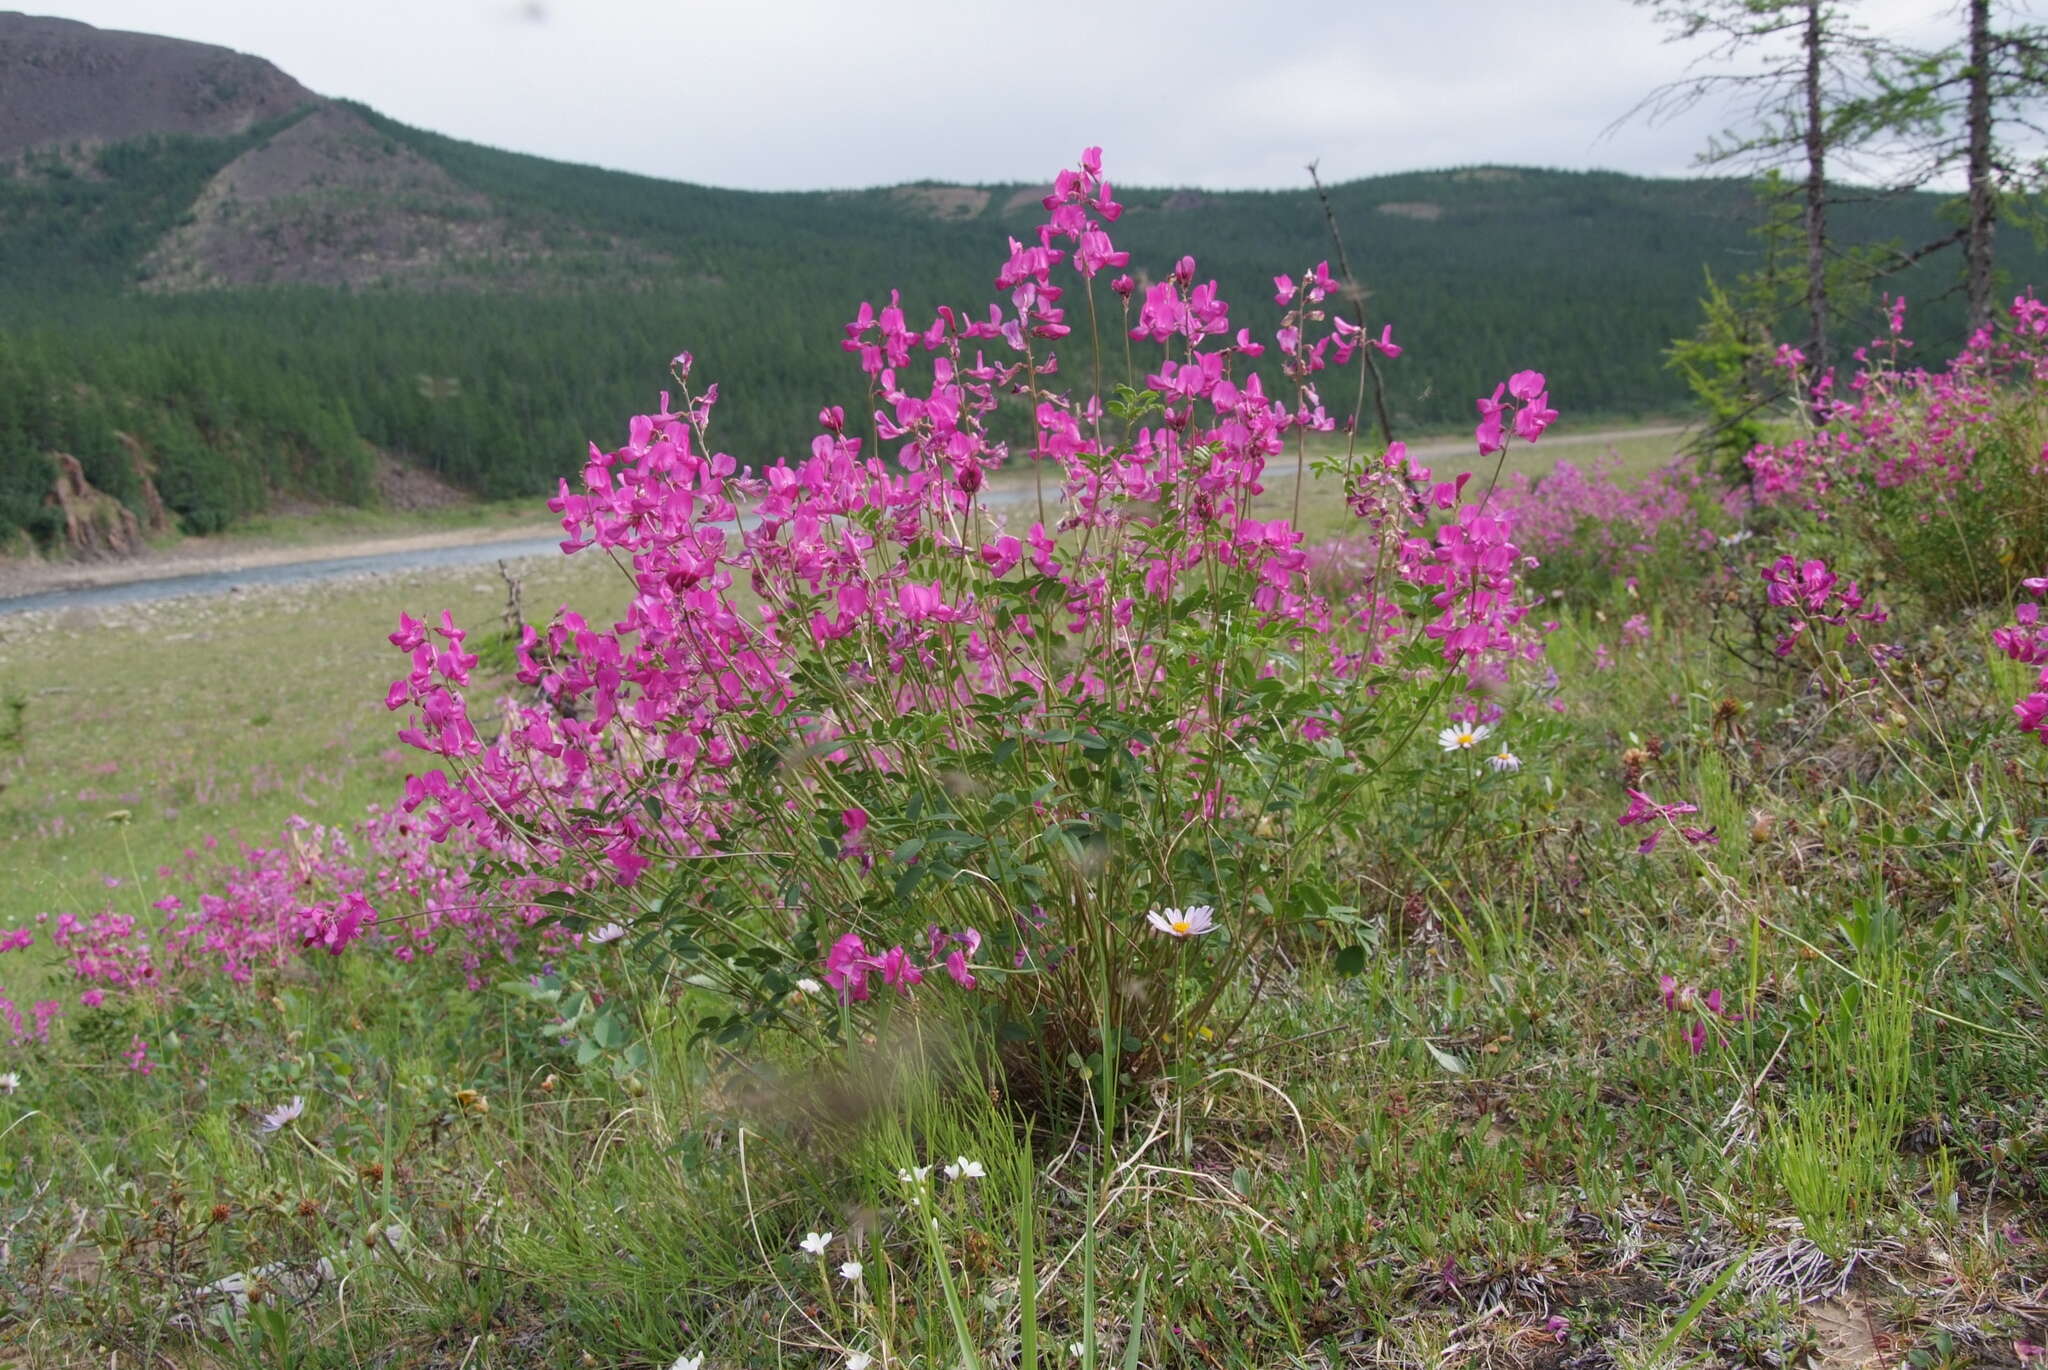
[
  {"left": 0, "top": 483, "right": 1044, "bottom": 618},
  {"left": 0, "top": 534, "right": 569, "bottom": 617}
]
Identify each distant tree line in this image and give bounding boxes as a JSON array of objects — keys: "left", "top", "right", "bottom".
[{"left": 2, "top": 104, "right": 2041, "bottom": 547}]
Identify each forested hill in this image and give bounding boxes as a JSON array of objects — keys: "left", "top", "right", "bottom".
[{"left": 1, "top": 13, "right": 2035, "bottom": 550}]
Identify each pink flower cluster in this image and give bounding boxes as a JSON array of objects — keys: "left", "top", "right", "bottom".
[
  {"left": 1618, "top": 789, "right": 1717, "bottom": 854},
  {"left": 1488, "top": 456, "right": 1716, "bottom": 579},
  {"left": 1999, "top": 576, "right": 2048, "bottom": 746},
  {"left": 821, "top": 927, "right": 981, "bottom": 1002},
  {"left": 1475, "top": 370, "right": 1558, "bottom": 456},
  {"left": 1658, "top": 974, "right": 1742, "bottom": 1054},
  {"left": 1746, "top": 294, "right": 2039, "bottom": 510},
  {"left": 0, "top": 801, "right": 592, "bottom": 1062},
  {"left": 0, "top": 994, "right": 60, "bottom": 1046},
  {"left": 1759, "top": 554, "right": 1888, "bottom": 658}
]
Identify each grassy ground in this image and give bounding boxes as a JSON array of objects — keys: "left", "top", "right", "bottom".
[
  {"left": 188, "top": 500, "right": 557, "bottom": 549},
  {"left": 5, "top": 430, "right": 2047, "bottom": 1368},
  {"left": 0, "top": 551, "right": 621, "bottom": 952}
]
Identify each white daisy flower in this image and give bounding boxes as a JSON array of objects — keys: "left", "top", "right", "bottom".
[
  {"left": 1487, "top": 746, "right": 1521, "bottom": 773},
  {"left": 1437, "top": 722, "right": 1493, "bottom": 752},
  {"left": 798, "top": 1230, "right": 833, "bottom": 1256},
  {"left": 586, "top": 922, "right": 628, "bottom": 944},
  {"left": 258, "top": 1096, "right": 305, "bottom": 1134},
  {"left": 1144, "top": 905, "right": 1216, "bottom": 938},
  {"left": 942, "top": 1156, "right": 986, "bottom": 1181}
]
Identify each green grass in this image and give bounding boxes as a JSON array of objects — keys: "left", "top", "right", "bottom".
[
  {"left": 0, "top": 551, "right": 619, "bottom": 942},
  {"left": 1265, "top": 421, "right": 1688, "bottom": 540},
  {"left": 202, "top": 498, "right": 559, "bottom": 549}
]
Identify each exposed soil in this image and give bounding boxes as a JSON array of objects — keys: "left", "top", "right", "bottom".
[
  {"left": 373, "top": 453, "right": 471, "bottom": 512},
  {"left": 1379, "top": 200, "right": 1446, "bottom": 221},
  {"left": 890, "top": 185, "right": 991, "bottom": 220},
  {"left": 0, "top": 11, "right": 313, "bottom": 159}
]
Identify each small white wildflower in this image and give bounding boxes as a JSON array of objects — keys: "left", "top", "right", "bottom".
[
  {"left": 1487, "top": 746, "right": 1521, "bottom": 774},
  {"left": 0, "top": 1071, "right": 18, "bottom": 1094},
  {"left": 795, "top": 977, "right": 824, "bottom": 995},
  {"left": 586, "top": 922, "right": 628, "bottom": 945},
  {"left": 258, "top": 1096, "right": 305, "bottom": 1134},
  {"left": 1069, "top": 1342, "right": 1086, "bottom": 1360},
  {"left": 1145, "top": 904, "right": 1216, "bottom": 938},
  {"left": 838, "top": 1259, "right": 863, "bottom": 1282},
  {"left": 896, "top": 1164, "right": 932, "bottom": 1184},
  {"left": 943, "top": 1156, "right": 986, "bottom": 1181},
  {"left": 846, "top": 1353, "right": 874, "bottom": 1370},
  {"left": 799, "top": 1230, "right": 832, "bottom": 1256},
  {"left": 670, "top": 1355, "right": 704, "bottom": 1370},
  {"left": 1719, "top": 528, "right": 1754, "bottom": 547},
  {"left": 1437, "top": 722, "right": 1493, "bottom": 752}
]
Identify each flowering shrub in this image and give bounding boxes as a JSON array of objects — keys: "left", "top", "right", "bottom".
[
  {"left": 0, "top": 798, "right": 583, "bottom": 1061},
  {"left": 378, "top": 146, "right": 1557, "bottom": 1094},
  {"left": 1746, "top": 295, "right": 2048, "bottom": 609}
]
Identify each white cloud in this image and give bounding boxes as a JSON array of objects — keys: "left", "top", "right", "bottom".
[{"left": 28, "top": 0, "right": 2011, "bottom": 190}]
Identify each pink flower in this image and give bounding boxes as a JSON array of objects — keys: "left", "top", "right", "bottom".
[
  {"left": 1474, "top": 384, "right": 1508, "bottom": 456},
  {"left": 1513, "top": 389, "right": 1557, "bottom": 444},
  {"left": 980, "top": 536, "right": 1023, "bottom": 577},
  {"left": 1619, "top": 790, "right": 1705, "bottom": 854},
  {"left": 876, "top": 945, "right": 923, "bottom": 992},
  {"left": 822, "top": 933, "right": 874, "bottom": 1003},
  {"left": 301, "top": 892, "right": 373, "bottom": 956}
]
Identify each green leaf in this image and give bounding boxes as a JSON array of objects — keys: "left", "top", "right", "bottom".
[
  {"left": 1334, "top": 945, "right": 1367, "bottom": 976},
  {"left": 1423, "top": 1040, "right": 1467, "bottom": 1076}
]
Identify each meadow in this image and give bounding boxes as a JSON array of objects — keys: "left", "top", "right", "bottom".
[{"left": 1, "top": 148, "right": 2046, "bottom": 1370}]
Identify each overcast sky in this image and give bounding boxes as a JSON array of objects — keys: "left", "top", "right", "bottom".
[{"left": 33, "top": 0, "right": 1984, "bottom": 191}]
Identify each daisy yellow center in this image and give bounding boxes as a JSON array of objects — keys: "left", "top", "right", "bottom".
[
  {"left": 1171, "top": 919, "right": 1191, "bottom": 934},
  {"left": 1456, "top": 732, "right": 1476, "bottom": 747}
]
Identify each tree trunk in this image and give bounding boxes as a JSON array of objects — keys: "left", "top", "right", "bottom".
[
  {"left": 1965, "top": 0, "right": 1997, "bottom": 333},
  {"left": 1802, "top": 0, "right": 1831, "bottom": 409}
]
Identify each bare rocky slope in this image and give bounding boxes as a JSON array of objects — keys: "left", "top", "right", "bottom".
[
  {"left": 1, "top": 13, "right": 657, "bottom": 291},
  {"left": 0, "top": 11, "right": 313, "bottom": 158}
]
